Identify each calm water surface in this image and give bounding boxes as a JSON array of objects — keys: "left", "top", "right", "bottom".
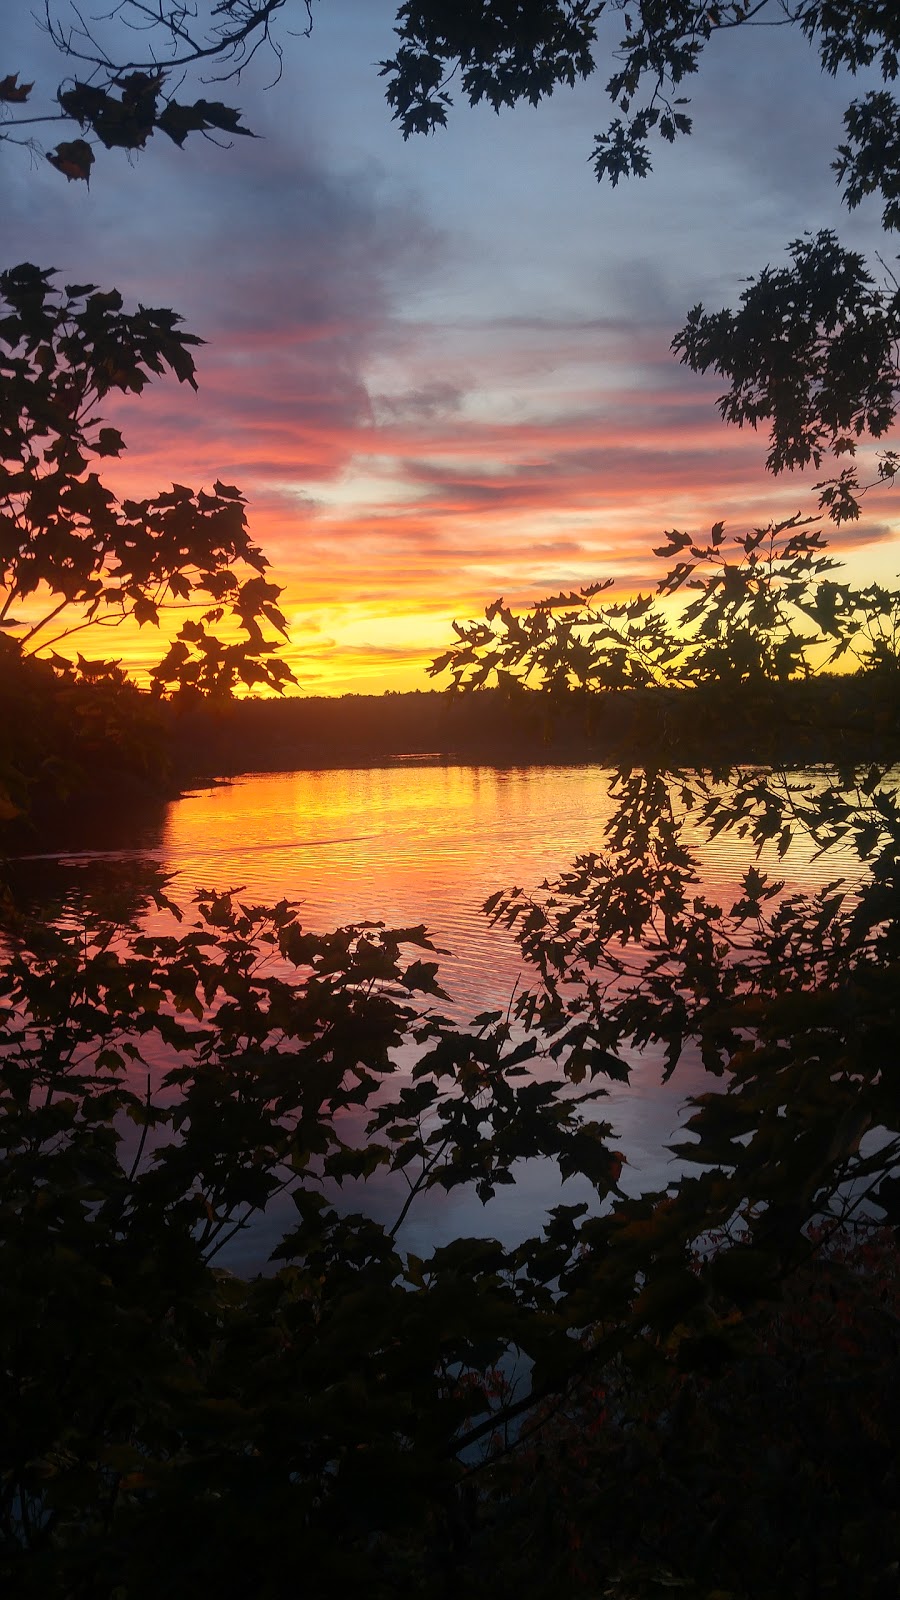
[
  {"left": 159, "top": 762, "right": 854, "bottom": 1002},
  {"left": 32, "top": 762, "right": 865, "bottom": 1264}
]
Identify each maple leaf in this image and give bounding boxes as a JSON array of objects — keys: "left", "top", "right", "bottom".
[
  {"left": 46, "top": 139, "right": 95, "bottom": 182},
  {"left": 0, "top": 73, "right": 33, "bottom": 103}
]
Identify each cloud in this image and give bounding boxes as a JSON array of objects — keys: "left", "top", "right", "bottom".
[
  {"left": 371, "top": 382, "right": 465, "bottom": 424},
  {"left": 6, "top": 4, "right": 898, "bottom": 697}
]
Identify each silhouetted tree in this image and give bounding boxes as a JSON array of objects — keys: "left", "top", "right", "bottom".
[
  {"left": 0, "top": 263, "right": 291, "bottom": 696},
  {"left": 5, "top": 6, "right": 898, "bottom": 202},
  {"left": 0, "top": 262, "right": 295, "bottom": 818}
]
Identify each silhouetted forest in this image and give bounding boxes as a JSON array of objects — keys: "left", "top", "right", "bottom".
[
  {"left": 5, "top": 645, "right": 899, "bottom": 855},
  {"left": 168, "top": 677, "right": 900, "bottom": 781}
]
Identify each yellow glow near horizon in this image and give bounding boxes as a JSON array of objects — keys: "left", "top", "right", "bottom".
[{"left": 9, "top": 363, "right": 900, "bottom": 697}]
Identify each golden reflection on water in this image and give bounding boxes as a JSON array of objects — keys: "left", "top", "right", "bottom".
[
  {"left": 161, "top": 762, "right": 861, "bottom": 961},
  {"left": 19, "top": 759, "right": 864, "bottom": 1038},
  {"left": 31, "top": 761, "right": 876, "bottom": 1262}
]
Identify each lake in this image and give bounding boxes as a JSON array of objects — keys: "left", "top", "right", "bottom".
[{"left": 18, "top": 760, "right": 865, "bottom": 1267}]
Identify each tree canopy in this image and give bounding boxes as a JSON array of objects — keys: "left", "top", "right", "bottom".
[
  {"left": 6, "top": 4, "right": 899, "bottom": 201},
  {"left": 0, "top": 263, "right": 293, "bottom": 697},
  {"left": 381, "top": 2, "right": 900, "bottom": 194},
  {"left": 4, "top": 3, "right": 897, "bottom": 193}
]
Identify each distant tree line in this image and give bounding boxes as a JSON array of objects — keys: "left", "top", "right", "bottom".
[{"left": 168, "top": 672, "right": 900, "bottom": 778}]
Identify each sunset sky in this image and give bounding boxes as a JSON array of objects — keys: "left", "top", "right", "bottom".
[{"left": 7, "top": 2, "right": 898, "bottom": 694}]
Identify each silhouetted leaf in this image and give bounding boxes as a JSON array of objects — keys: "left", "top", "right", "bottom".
[{"left": 46, "top": 140, "right": 94, "bottom": 182}]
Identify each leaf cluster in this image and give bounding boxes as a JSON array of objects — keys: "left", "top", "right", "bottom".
[
  {"left": 432, "top": 514, "right": 900, "bottom": 696},
  {"left": 380, "top": 3, "right": 900, "bottom": 190},
  {"left": 0, "top": 878, "right": 632, "bottom": 1592},
  {"left": 0, "top": 263, "right": 293, "bottom": 697},
  {"left": 2, "top": 7, "right": 263, "bottom": 180},
  {"left": 380, "top": 1, "right": 603, "bottom": 136},
  {"left": 59, "top": 72, "right": 251, "bottom": 152},
  {"left": 4, "top": 852, "right": 899, "bottom": 1592},
  {"left": 431, "top": 523, "right": 900, "bottom": 1379},
  {"left": 674, "top": 231, "right": 900, "bottom": 521}
]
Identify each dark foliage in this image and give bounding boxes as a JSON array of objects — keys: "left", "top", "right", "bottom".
[
  {"left": 163, "top": 673, "right": 900, "bottom": 781},
  {"left": 4, "top": 519, "right": 900, "bottom": 1594},
  {"left": 674, "top": 233, "right": 900, "bottom": 522},
  {"left": 0, "top": 4, "right": 894, "bottom": 199},
  {"left": 0, "top": 641, "right": 167, "bottom": 825},
  {"left": 0, "top": 264, "right": 294, "bottom": 708}
]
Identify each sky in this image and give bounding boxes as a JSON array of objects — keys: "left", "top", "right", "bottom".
[{"left": 5, "top": 1, "right": 898, "bottom": 694}]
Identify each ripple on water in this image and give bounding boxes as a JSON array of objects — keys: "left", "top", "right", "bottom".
[{"left": 14, "top": 762, "right": 874, "bottom": 1265}]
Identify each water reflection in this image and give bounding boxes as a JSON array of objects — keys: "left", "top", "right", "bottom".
[
  {"left": 159, "top": 765, "right": 621, "bottom": 1016},
  {"left": 158, "top": 763, "right": 861, "bottom": 1014},
  {"left": 10, "top": 761, "right": 871, "bottom": 1267}
]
